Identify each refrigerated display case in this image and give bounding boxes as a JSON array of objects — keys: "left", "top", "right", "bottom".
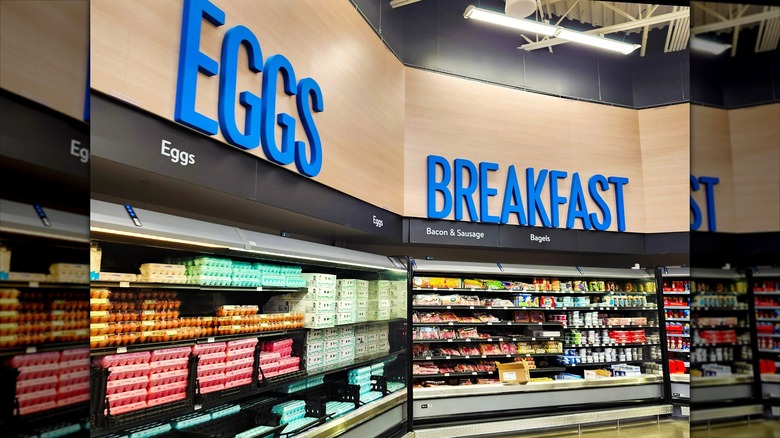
[
  {"left": 408, "top": 260, "right": 671, "bottom": 434},
  {"left": 88, "top": 200, "right": 410, "bottom": 438},
  {"left": 659, "top": 267, "right": 691, "bottom": 417},
  {"left": 0, "top": 199, "right": 90, "bottom": 437},
  {"left": 688, "top": 268, "right": 763, "bottom": 424},
  {"left": 751, "top": 267, "right": 780, "bottom": 418}
]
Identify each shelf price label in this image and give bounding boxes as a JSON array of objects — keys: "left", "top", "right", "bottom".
[
  {"left": 447, "top": 339, "right": 453, "bottom": 343},
  {"left": 465, "top": 339, "right": 471, "bottom": 342},
  {"left": 29, "top": 282, "right": 39, "bottom": 288},
  {"left": 25, "top": 347, "right": 36, "bottom": 354},
  {"left": 207, "top": 337, "right": 215, "bottom": 343},
  {"left": 471, "top": 372, "right": 477, "bottom": 375},
  {"left": 464, "top": 355, "right": 470, "bottom": 359},
  {"left": 119, "top": 281, "right": 130, "bottom": 288},
  {"left": 448, "top": 322, "right": 454, "bottom": 326},
  {"left": 194, "top": 405, "right": 202, "bottom": 411},
  {"left": 117, "top": 347, "right": 128, "bottom": 354}
]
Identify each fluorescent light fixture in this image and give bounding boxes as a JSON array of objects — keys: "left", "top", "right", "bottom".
[
  {"left": 464, "top": 5, "right": 557, "bottom": 36},
  {"left": 90, "top": 227, "right": 227, "bottom": 248},
  {"left": 556, "top": 29, "right": 640, "bottom": 55},
  {"left": 689, "top": 36, "right": 731, "bottom": 55},
  {"left": 228, "top": 247, "right": 408, "bottom": 273},
  {"left": 0, "top": 226, "right": 89, "bottom": 243},
  {"left": 465, "top": 5, "right": 641, "bottom": 55}
]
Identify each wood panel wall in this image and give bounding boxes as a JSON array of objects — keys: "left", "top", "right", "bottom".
[
  {"left": 90, "top": 0, "right": 406, "bottom": 213},
  {"left": 0, "top": 0, "right": 89, "bottom": 121},
  {"left": 404, "top": 68, "right": 690, "bottom": 233}
]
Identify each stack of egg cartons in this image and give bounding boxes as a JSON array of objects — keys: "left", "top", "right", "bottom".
[
  {"left": 355, "top": 280, "right": 369, "bottom": 323},
  {"left": 281, "top": 265, "right": 307, "bottom": 289},
  {"left": 354, "top": 324, "right": 370, "bottom": 359},
  {"left": 258, "top": 337, "right": 300, "bottom": 380},
  {"left": 389, "top": 280, "right": 407, "bottom": 319},
  {"left": 192, "top": 342, "right": 227, "bottom": 394},
  {"left": 147, "top": 347, "right": 190, "bottom": 406},
  {"left": 335, "top": 279, "right": 356, "bottom": 326},
  {"left": 0, "top": 244, "right": 10, "bottom": 280},
  {"left": 225, "top": 338, "right": 257, "bottom": 389},
  {"left": 185, "top": 256, "right": 232, "bottom": 286},
  {"left": 230, "top": 261, "right": 261, "bottom": 287},
  {"left": 299, "top": 274, "right": 336, "bottom": 329},
  {"left": 367, "top": 322, "right": 390, "bottom": 356},
  {"left": 0, "top": 288, "right": 19, "bottom": 349},
  {"left": 11, "top": 351, "right": 61, "bottom": 415},
  {"left": 321, "top": 327, "right": 343, "bottom": 371},
  {"left": 338, "top": 326, "right": 355, "bottom": 366},
  {"left": 137, "top": 263, "right": 187, "bottom": 284},
  {"left": 348, "top": 365, "right": 378, "bottom": 404},
  {"left": 48, "top": 263, "right": 89, "bottom": 283},
  {"left": 367, "top": 281, "right": 391, "bottom": 321},
  {"left": 254, "top": 263, "right": 286, "bottom": 288},
  {"left": 273, "top": 399, "right": 316, "bottom": 434},
  {"left": 101, "top": 352, "right": 150, "bottom": 415},
  {"left": 301, "top": 330, "right": 324, "bottom": 374},
  {"left": 57, "top": 348, "right": 90, "bottom": 407}
]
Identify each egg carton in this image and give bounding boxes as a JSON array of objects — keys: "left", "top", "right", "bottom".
[
  {"left": 234, "top": 424, "right": 275, "bottom": 438},
  {"left": 56, "top": 391, "right": 90, "bottom": 407},
  {"left": 359, "top": 390, "right": 383, "bottom": 404},
  {"left": 7, "top": 272, "right": 47, "bottom": 282},
  {"left": 170, "top": 412, "right": 211, "bottom": 430},
  {"left": 31, "top": 421, "right": 82, "bottom": 438},
  {"left": 252, "top": 263, "right": 282, "bottom": 274},
  {"left": 187, "top": 265, "right": 232, "bottom": 276},
  {"left": 188, "top": 275, "right": 232, "bottom": 286},
  {"left": 281, "top": 417, "right": 319, "bottom": 435},
  {"left": 261, "top": 275, "right": 287, "bottom": 288},
  {"left": 189, "top": 257, "right": 233, "bottom": 268},
  {"left": 48, "top": 273, "right": 89, "bottom": 284},
  {"left": 138, "top": 274, "right": 187, "bottom": 284},
  {"left": 139, "top": 264, "right": 187, "bottom": 276},
  {"left": 231, "top": 277, "right": 262, "bottom": 287},
  {"left": 204, "top": 403, "right": 241, "bottom": 419},
  {"left": 16, "top": 375, "right": 59, "bottom": 394},
  {"left": 124, "top": 422, "right": 172, "bottom": 438},
  {"left": 285, "top": 276, "right": 308, "bottom": 288},
  {"left": 98, "top": 272, "right": 141, "bottom": 282}
]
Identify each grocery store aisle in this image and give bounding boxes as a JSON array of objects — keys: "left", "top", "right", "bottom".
[{"left": 691, "top": 419, "right": 780, "bottom": 438}]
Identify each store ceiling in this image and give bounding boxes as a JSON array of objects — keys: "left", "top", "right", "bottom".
[{"left": 389, "top": 1, "right": 779, "bottom": 57}]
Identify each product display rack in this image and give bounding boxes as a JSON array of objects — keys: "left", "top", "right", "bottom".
[
  {"left": 409, "top": 260, "right": 670, "bottom": 427},
  {"left": 658, "top": 267, "right": 691, "bottom": 417},
  {"left": 0, "top": 200, "right": 91, "bottom": 437},
  {"left": 688, "top": 268, "right": 763, "bottom": 424},
  {"left": 750, "top": 267, "right": 780, "bottom": 418},
  {"left": 87, "top": 200, "right": 411, "bottom": 438}
]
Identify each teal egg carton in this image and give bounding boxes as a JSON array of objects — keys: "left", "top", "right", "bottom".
[
  {"left": 231, "top": 267, "right": 261, "bottom": 278},
  {"left": 234, "top": 424, "right": 274, "bottom": 438},
  {"left": 279, "top": 410, "right": 306, "bottom": 424},
  {"left": 307, "top": 376, "right": 325, "bottom": 387},
  {"left": 252, "top": 263, "right": 282, "bottom": 274},
  {"left": 359, "top": 391, "right": 383, "bottom": 404},
  {"left": 190, "top": 256, "right": 233, "bottom": 268},
  {"left": 281, "top": 380, "right": 309, "bottom": 393},
  {"left": 325, "top": 401, "right": 354, "bottom": 418},
  {"left": 188, "top": 274, "right": 232, "bottom": 286},
  {"left": 279, "top": 266, "right": 302, "bottom": 276},
  {"left": 285, "top": 276, "right": 307, "bottom": 288},
  {"left": 231, "top": 276, "right": 262, "bottom": 287},
  {"left": 188, "top": 265, "right": 232, "bottom": 276},
  {"left": 348, "top": 366, "right": 372, "bottom": 377},
  {"left": 357, "top": 381, "right": 373, "bottom": 394},
  {"left": 206, "top": 404, "right": 241, "bottom": 419},
  {"left": 126, "top": 423, "right": 171, "bottom": 438},
  {"left": 261, "top": 275, "right": 287, "bottom": 287},
  {"left": 281, "top": 417, "right": 318, "bottom": 435},
  {"left": 386, "top": 382, "right": 406, "bottom": 393},
  {"left": 37, "top": 422, "right": 82, "bottom": 438},
  {"left": 271, "top": 399, "right": 306, "bottom": 416},
  {"left": 170, "top": 412, "right": 211, "bottom": 430}
]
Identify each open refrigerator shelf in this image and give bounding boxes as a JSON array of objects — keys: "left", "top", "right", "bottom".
[{"left": 91, "top": 281, "right": 306, "bottom": 294}]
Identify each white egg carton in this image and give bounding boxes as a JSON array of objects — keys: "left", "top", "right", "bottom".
[
  {"left": 139, "top": 264, "right": 187, "bottom": 276},
  {"left": 137, "top": 274, "right": 187, "bottom": 284}
]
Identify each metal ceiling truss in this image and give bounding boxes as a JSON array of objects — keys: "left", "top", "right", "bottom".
[{"left": 691, "top": 3, "right": 780, "bottom": 56}]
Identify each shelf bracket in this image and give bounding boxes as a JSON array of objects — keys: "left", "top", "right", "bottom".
[
  {"left": 497, "top": 262, "right": 504, "bottom": 272},
  {"left": 575, "top": 266, "right": 583, "bottom": 275}
]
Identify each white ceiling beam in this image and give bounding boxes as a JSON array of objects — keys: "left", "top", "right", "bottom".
[
  {"left": 692, "top": 3, "right": 728, "bottom": 22},
  {"left": 691, "top": 9, "right": 780, "bottom": 34},
  {"left": 599, "top": 2, "right": 637, "bottom": 22},
  {"left": 555, "top": 0, "right": 580, "bottom": 26},
  {"left": 520, "top": 9, "right": 690, "bottom": 51},
  {"left": 389, "top": 0, "right": 423, "bottom": 9}
]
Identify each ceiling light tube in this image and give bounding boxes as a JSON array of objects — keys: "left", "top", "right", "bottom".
[
  {"left": 689, "top": 36, "right": 731, "bottom": 55},
  {"left": 90, "top": 227, "right": 227, "bottom": 248},
  {"left": 464, "top": 5, "right": 558, "bottom": 37},
  {"left": 228, "top": 247, "right": 407, "bottom": 273},
  {"left": 556, "top": 29, "right": 641, "bottom": 54}
]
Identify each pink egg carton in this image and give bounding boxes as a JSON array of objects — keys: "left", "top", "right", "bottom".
[
  {"left": 225, "top": 357, "right": 255, "bottom": 373},
  {"left": 57, "top": 391, "right": 90, "bottom": 407},
  {"left": 149, "top": 368, "right": 188, "bottom": 387},
  {"left": 275, "top": 347, "right": 293, "bottom": 358},
  {"left": 58, "top": 381, "right": 89, "bottom": 395},
  {"left": 226, "top": 347, "right": 254, "bottom": 361},
  {"left": 261, "top": 338, "right": 293, "bottom": 352},
  {"left": 60, "top": 348, "right": 89, "bottom": 361},
  {"left": 108, "top": 363, "right": 150, "bottom": 380},
  {"left": 258, "top": 352, "right": 281, "bottom": 365},
  {"left": 150, "top": 346, "right": 192, "bottom": 362},
  {"left": 17, "top": 363, "right": 59, "bottom": 380},
  {"left": 227, "top": 338, "right": 258, "bottom": 351},
  {"left": 147, "top": 391, "right": 186, "bottom": 407},
  {"left": 9, "top": 351, "right": 61, "bottom": 368},
  {"left": 107, "top": 388, "right": 148, "bottom": 408},
  {"left": 192, "top": 342, "right": 226, "bottom": 356},
  {"left": 19, "top": 400, "right": 57, "bottom": 416},
  {"left": 197, "top": 351, "right": 227, "bottom": 365},
  {"left": 16, "top": 375, "right": 59, "bottom": 394},
  {"left": 105, "top": 400, "right": 147, "bottom": 416},
  {"left": 149, "top": 357, "right": 189, "bottom": 374},
  {"left": 278, "top": 357, "right": 300, "bottom": 370},
  {"left": 197, "top": 373, "right": 225, "bottom": 394},
  {"left": 197, "top": 362, "right": 226, "bottom": 377},
  {"left": 59, "top": 369, "right": 90, "bottom": 384},
  {"left": 97, "top": 351, "right": 151, "bottom": 368},
  {"left": 279, "top": 365, "right": 300, "bottom": 375},
  {"left": 59, "top": 359, "right": 89, "bottom": 374},
  {"left": 259, "top": 362, "right": 279, "bottom": 376},
  {"left": 106, "top": 375, "right": 149, "bottom": 395},
  {"left": 17, "top": 388, "right": 57, "bottom": 408},
  {"left": 224, "top": 377, "right": 252, "bottom": 389},
  {"left": 147, "top": 380, "right": 187, "bottom": 398},
  {"left": 225, "top": 368, "right": 253, "bottom": 381}
]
